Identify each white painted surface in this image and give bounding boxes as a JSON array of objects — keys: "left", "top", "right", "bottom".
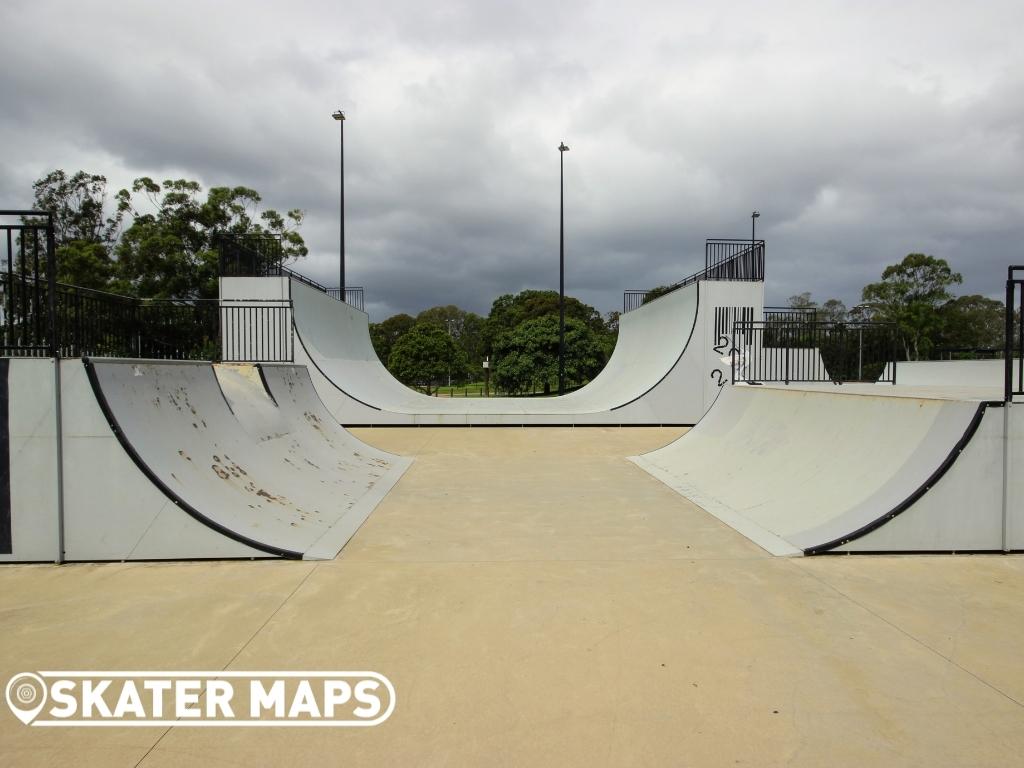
[
  {"left": 87, "top": 359, "right": 411, "bottom": 560},
  {"left": 1, "top": 358, "right": 60, "bottom": 562},
  {"left": 883, "top": 359, "right": 1021, "bottom": 391},
  {"left": 3, "top": 357, "right": 411, "bottom": 562},
  {"left": 215, "top": 362, "right": 413, "bottom": 559},
  {"left": 631, "top": 384, "right": 1018, "bottom": 554},
  {"left": 59, "top": 359, "right": 265, "bottom": 561},
  {"left": 221, "top": 276, "right": 766, "bottom": 424}
]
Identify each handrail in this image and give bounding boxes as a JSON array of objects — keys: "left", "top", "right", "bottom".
[
  {"left": 1006, "top": 265, "right": 1024, "bottom": 403},
  {"left": 623, "top": 238, "right": 765, "bottom": 313}
]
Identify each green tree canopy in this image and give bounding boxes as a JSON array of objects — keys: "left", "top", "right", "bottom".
[
  {"left": 861, "top": 253, "right": 963, "bottom": 360},
  {"left": 642, "top": 285, "right": 677, "bottom": 305},
  {"left": 387, "top": 322, "right": 469, "bottom": 395},
  {"left": 416, "top": 305, "right": 487, "bottom": 372},
  {"left": 25, "top": 170, "right": 130, "bottom": 288},
  {"left": 934, "top": 294, "right": 1005, "bottom": 353},
  {"left": 23, "top": 170, "right": 306, "bottom": 300},
  {"left": 114, "top": 178, "right": 306, "bottom": 299},
  {"left": 485, "top": 289, "right": 607, "bottom": 347},
  {"left": 370, "top": 313, "right": 416, "bottom": 365},
  {"left": 492, "top": 315, "right": 607, "bottom": 395}
]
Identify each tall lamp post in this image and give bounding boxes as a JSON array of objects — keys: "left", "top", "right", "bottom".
[
  {"left": 558, "top": 141, "right": 570, "bottom": 395},
  {"left": 751, "top": 210, "right": 760, "bottom": 246},
  {"left": 332, "top": 110, "right": 346, "bottom": 293}
]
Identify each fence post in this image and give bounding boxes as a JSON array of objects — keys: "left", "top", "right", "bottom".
[
  {"left": 43, "top": 219, "right": 65, "bottom": 564},
  {"left": 1006, "top": 271, "right": 1015, "bottom": 404}
]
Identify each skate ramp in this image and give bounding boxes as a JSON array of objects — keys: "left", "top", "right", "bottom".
[
  {"left": 78, "top": 359, "right": 409, "bottom": 560},
  {"left": 631, "top": 384, "right": 1021, "bottom": 554},
  {"left": 290, "top": 277, "right": 699, "bottom": 418}
]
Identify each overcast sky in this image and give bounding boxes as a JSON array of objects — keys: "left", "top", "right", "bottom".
[{"left": 2, "top": 0, "right": 1022, "bottom": 320}]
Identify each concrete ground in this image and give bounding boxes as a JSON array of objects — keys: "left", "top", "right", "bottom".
[{"left": 1, "top": 427, "right": 1023, "bottom": 767}]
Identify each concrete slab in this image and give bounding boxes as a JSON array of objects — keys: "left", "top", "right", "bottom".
[
  {"left": 0, "top": 560, "right": 314, "bottom": 766},
  {"left": 338, "top": 427, "right": 762, "bottom": 563},
  {"left": 1, "top": 428, "right": 1023, "bottom": 767},
  {"left": 793, "top": 555, "right": 1024, "bottom": 704}
]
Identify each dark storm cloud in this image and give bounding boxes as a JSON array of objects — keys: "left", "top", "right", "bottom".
[{"left": 1, "top": 0, "right": 1023, "bottom": 320}]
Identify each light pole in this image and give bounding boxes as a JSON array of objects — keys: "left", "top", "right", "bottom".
[
  {"left": 558, "top": 141, "right": 569, "bottom": 395},
  {"left": 751, "top": 210, "right": 760, "bottom": 246},
  {"left": 332, "top": 109, "right": 346, "bottom": 293}
]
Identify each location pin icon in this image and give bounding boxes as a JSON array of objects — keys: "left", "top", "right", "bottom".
[{"left": 5, "top": 673, "right": 48, "bottom": 725}]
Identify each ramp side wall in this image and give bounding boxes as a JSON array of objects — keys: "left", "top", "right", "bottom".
[{"left": 1, "top": 358, "right": 60, "bottom": 562}]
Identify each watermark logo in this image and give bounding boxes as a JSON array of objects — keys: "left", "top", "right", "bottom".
[{"left": 4, "top": 671, "right": 395, "bottom": 727}]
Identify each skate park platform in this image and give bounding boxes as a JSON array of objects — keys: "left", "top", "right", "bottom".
[
  {"left": 221, "top": 274, "right": 765, "bottom": 425},
  {"left": 632, "top": 380, "right": 1022, "bottom": 556},
  {"left": 0, "top": 358, "right": 411, "bottom": 563}
]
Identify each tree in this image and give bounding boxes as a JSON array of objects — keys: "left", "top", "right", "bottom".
[
  {"left": 787, "top": 292, "right": 816, "bottom": 310},
  {"left": 820, "top": 298, "right": 848, "bottom": 324},
  {"left": 23, "top": 170, "right": 130, "bottom": 288},
  {"left": 861, "top": 254, "right": 963, "bottom": 360},
  {"left": 31, "top": 170, "right": 129, "bottom": 248},
  {"left": 370, "top": 313, "right": 416, "bottom": 365},
  {"left": 483, "top": 289, "right": 607, "bottom": 352},
  {"left": 387, "top": 323, "right": 468, "bottom": 395},
  {"left": 642, "top": 285, "right": 677, "bottom": 305},
  {"left": 934, "top": 295, "right": 1005, "bottom": 354},
  {"left": 114, "top": 178, "right": 306, "bottom": 299},
  {"left": 492, "top": 315, "right": 606, "bottom": 395},
  {"left": 605, "top": 310, "right": 621, "bottom": 334},
  {"left": 417, "top": 305, "right": 486, "bottom": 375}
]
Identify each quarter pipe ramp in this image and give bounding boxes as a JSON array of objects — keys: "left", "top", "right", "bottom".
[
  {"left": 1, "top": 358, "right": 411, "bottom": 562},
  {"left": 631, "top": 383, "right": 1022, "bottom": 555}
]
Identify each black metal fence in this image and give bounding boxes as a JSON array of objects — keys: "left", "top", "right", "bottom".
[
  {"left": 731, "top": 320, "right": 899, "bottom": 385},
  {"left": 763, "top": 306, "right": 817, "bottom": 323},
  {"left": 705, "top": 239, "right": 765, "bottom": 281},
  {"left": 220, "top": 301, "right": 293, "bottom": 363},
  {"left": 623, "top": 290, "right": 648, "bottom": 313},
  {"left": 1, "top": 212, "right": 56, "bottom": 356},
  {"left": 58, "top": 288, "right": 219, "bottom": 359},
  {"left": 5, "top": 275, "right": 221, "bottom": 359},
  {"left": 1007, "top": 266, "right": 1023, "bottom": 402},
  {"left": 216, "top": 232, "right": 365, "bottom": 312},
  {"left": 623, "top": 238, "right": 765, "bottom": 312}
]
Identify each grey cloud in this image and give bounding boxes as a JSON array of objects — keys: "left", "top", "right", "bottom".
[{"left": 1, "top": 0, "right": 1023, "bottom": 321}]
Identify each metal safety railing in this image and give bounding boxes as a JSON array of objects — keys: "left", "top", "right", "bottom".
[
  {"left": 216, "top": 232, "right": 364, "bottom": 311},
  {"left": 1007, "top": 266, "right": 1024, "bottom": 402},
  {"left": 220, "top": 301, "right": 293, "bottom": 363},
  {"left": 623, "top": 238, "right": 764, "bottom": 313},
  {"left": 1, "top": 211, "right": 57, "bottom": 356},
  {"left": 731, "top": 320, "right": 899, "bottom": 385},
  {"left": 763, "top": 306, "right": 817, "bottom": 323}
]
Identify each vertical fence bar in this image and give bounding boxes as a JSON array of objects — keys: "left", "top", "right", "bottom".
[
  {"left": 4, "top": 229, "right": 11, "bottom": 349},
  {"left": 42, "top": 219, "right": 65, "bottom": 563}
]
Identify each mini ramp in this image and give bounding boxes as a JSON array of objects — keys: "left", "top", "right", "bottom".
[
  {"left": 0, "top": 358, "right": 411, "bottom": 562},
  {"left": 631, "top": 384, "right": 1022, "bottom": 555},
  {"left": 222, "top": 275, "right": 765, "bottom": 425}
]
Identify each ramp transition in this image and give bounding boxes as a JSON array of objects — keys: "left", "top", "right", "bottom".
[
  {"left": 221, "top": 275, "right": 765, "bottom": 425},
  {"left": 631, "top": 383, "right": 1022, "bottom": 555},
  {"left": 0, "top": 358, "right": 411, "bottom": 562}
]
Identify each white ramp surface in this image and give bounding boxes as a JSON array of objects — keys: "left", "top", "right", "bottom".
[
  {"left": 631, "top": 384, "right": 1020, "bottom": 554},
  {"left": 85, "top": 359, "right": 410, "bottom": 560},
  {"left": 291, "top": 278, "right": 698, "bottom": 416},
  {"left": 240, "top": 275, "right": 766, "bottom": 425}
]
